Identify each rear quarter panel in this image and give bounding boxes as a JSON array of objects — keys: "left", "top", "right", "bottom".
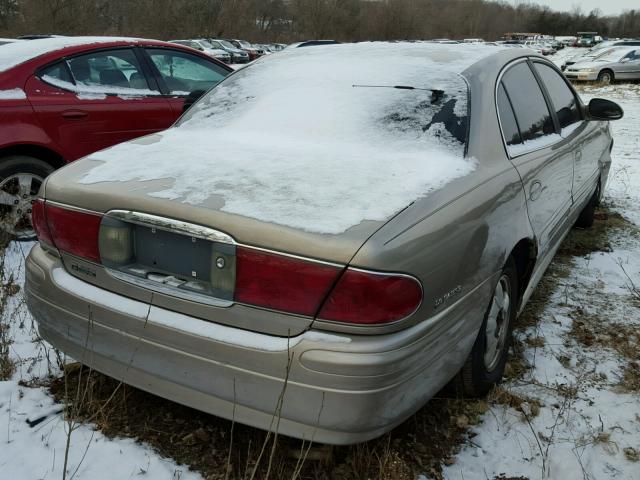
[{"left": 318, "top": 51, "right": 535, "bottom": 375}]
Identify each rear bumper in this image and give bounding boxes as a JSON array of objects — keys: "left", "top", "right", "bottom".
[{"left": 26, "top": 244, "right": 485, "bottom": 444}]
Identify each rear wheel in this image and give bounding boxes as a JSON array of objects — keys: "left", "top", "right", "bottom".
[
  {"left": 456, "top": 257, "right": 518, "bottom": 396},
  {"left": 597, "top": 70, "right": 614, "bottom": 85},
  {"left": 0, "top": 156, "right": 54, "bottom": 241}
]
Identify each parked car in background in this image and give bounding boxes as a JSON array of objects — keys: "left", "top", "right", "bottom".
[
  {"left": 463, "top": 38, "right": 484, "bottom": 44},
  {"left": 255, "top": 44, "right": 275, "bottom": 54},
  {"left": 575, "top": 32, "right": 603, "bottom": 47},
  {"left": 523, "top": 41, "right": 555, "bottom": 55},
  {"left": 0, "top": 36, "right": 231, "bottom": 238},
  {"left": 288, "top": 40, "right": 341, "bottom": 48},
  {"left": 208, "top": 39, "right": 250, "bottom": 63},
  {"left": 226, "top": 39, "right": 263, "bottom": 60},
  {"left": 25, "top": 42, "right": 622, "bottom": 445},
  {"left": 562, "top": 40, "right": 640, "bottom": 70},
  {"left": 169, "top": 39, "right": 231, "bottom": 63},
  {"left": 269, "top": 43, "right": 287, "bottom": 51},
  {"left": 564, "top": 46, "right": 640, "bottom": 83}
]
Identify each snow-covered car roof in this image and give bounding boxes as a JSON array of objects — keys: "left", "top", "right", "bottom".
[
  {"left": 79, "top": 42, "right": 507, "bottom": 233},
  {"left": 0, "top": 36, "right": 145, "bottom": 72}
]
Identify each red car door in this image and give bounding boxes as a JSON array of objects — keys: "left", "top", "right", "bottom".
[
  {"left": 142, "top": 47, "right": 230, "bottom": 116},
  {"left": 24, "top": 47, "right": 177, "bottom": 162}
]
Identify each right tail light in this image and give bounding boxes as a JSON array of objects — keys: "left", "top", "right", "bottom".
[{"left": 317, "top": 268, "right": 423, "bottom": 325}]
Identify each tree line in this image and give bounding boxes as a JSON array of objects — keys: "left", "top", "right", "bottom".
[{"left": 1, "top": 0, "right": 639, "bottom": 42}]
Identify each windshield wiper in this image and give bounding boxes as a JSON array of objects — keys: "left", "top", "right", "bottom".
[{"left": 352, "top": 84, "right": 444, "bottom": 103}]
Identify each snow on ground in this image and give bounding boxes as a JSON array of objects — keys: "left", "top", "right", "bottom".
[
  {"left": 444, "top": 58, "right": 640, "bottom": 479},
  {"left": 0, "top": 242, "right": 201, "bottom": 479}
]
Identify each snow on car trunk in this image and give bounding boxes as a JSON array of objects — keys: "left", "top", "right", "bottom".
[{"left": 73, "top": 43, "right": 497, "bottom": 235}]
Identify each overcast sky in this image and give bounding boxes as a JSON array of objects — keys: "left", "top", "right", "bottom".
[{"left": 503, "top": 0, "right": 635, "bottom": 16}]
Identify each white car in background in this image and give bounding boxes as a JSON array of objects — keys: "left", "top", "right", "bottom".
[
  {"left": 562, "top": 40, "right": 640, "bottom": 71},
  {"left": 170, "top": 39, "right": 232, "bottom": 64},
  {"left": 564, "top": 46, "right": 640, "bottom": 83}
]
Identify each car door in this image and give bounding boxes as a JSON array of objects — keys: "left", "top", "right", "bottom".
[
  {"left": 616, "top": 50, "right": 640, "bottom": 80},
  {"left": 531, "top": 60, "right": 606, "bottom": 208},
  {"left": 496, "top": 60, "right": 574, "bottom": 257},
  {"left": 25, "top": 47, "right": 175, "bottom": 162},
  {"left": 141, "top": 47, "right": 230, "bottom": 116}
]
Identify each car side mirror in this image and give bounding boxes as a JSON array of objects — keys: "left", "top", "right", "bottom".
[
  {"left": 182, "top": 90, "right": 206, "bottom": 114},
  {"left": 620, "top": 57, "right": 630, "bottom": 63},
  {"left": 587, "top": 98, "right": 624, "bottom": 121}
]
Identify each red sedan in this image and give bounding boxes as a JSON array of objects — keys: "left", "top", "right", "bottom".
[{"left": 0, "top": 37, "right": 232, "bottom": 238}]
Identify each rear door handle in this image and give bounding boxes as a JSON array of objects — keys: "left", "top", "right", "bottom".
[
  {"left": 575, "top": 150, "right": 583, "bottom": 162},
  {"left": 61, "top": 110, "right": 88, "bottom": 119}
]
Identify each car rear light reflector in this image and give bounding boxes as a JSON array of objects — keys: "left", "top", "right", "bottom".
[
  {"left": 99, "top": 217, "right": 134, "bottom": 265},
  {"left": 235, "top": 247, "right": 341, "bottom": 317},
  {"left": 45, "top": 204, "right": 102, "bottom": 263},
  {"left": 318, "top": 269, "right": 423, "bottom": 325},
  {"left": 32, "top": 199, "right": 53, "bottom": 247}
]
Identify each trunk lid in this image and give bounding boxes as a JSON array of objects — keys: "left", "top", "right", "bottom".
[{"left": 43, "top": 156, "right": 389, "bottom": 337}]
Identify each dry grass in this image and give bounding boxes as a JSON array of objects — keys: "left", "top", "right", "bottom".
[
  {"left": 49, "top": 367, "right": 491, "bottom": 480},
  {"left": 0, "top": 235, "right": 16, "bottom": 381}
]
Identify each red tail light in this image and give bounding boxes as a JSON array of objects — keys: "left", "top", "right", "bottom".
[
  {"left": 33, "top": 200, "right": 102, "bottom": 263},
  {"left": 318, "top": 269, "right": 423, "bottom": 325},
  {"left": 235, "top": 247, "right": 341, "bottom": 316},
  {"left": 32, "top": 199, "right": 53, "bottom": 247}
]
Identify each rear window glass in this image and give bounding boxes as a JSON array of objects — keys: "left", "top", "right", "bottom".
[{"left": 180, "top": 49, "right": 470, "bottom": 153}]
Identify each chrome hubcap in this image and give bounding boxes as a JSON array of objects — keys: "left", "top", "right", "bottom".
[
  {"left": 0, "top": 173, "right": 44, "bottom": 240},
  {"left": 484, "top": 275, "right": 511, "bottom": 371},
  {"left": 600, "top": 73, "right": 611, "bottom": 84}
]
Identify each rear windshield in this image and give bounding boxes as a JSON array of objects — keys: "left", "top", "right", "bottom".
[{"left": 179, "top": 45, "right": 469, "bottom": 154}]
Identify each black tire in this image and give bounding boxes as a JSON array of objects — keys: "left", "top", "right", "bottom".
[
  {"left": 597, "top": 70, "right": 614, "bottom": 84},
  {"left": 574, "top": 183, "right": 600, "bottom": 229},
  {"left": 0, "top": 156, "right": 55, "bottom": 241},
  {"left": 456, "top": 257, "right": 518, "bottom": 397}
]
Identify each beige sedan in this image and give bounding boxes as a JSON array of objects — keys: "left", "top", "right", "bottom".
[{"left": 26, "top": 42, "right": 622, "bottom": 444}]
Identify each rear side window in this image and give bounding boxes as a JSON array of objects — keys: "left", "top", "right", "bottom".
[
  {"left": 67, "top": 49, "right": 152, "bottom": 92},
  {"left": 533, "top": 62, "right": 582, "bottom": 130},
  {"left": 40, "top": 62, "right": 73, "bottom": 84},
  {"left": 497, "top": 83, "right": 521, "bottom": 146},
  {"left": 624, "top": 50, "right": 640, "bottom": 61},
  {"left": 500, "top": 62, "right": 556, "bottom": 155}
]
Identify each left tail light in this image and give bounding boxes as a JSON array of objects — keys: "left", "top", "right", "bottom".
[{"left": 33, "top": 199, "right": 102, "bottom": 263}]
